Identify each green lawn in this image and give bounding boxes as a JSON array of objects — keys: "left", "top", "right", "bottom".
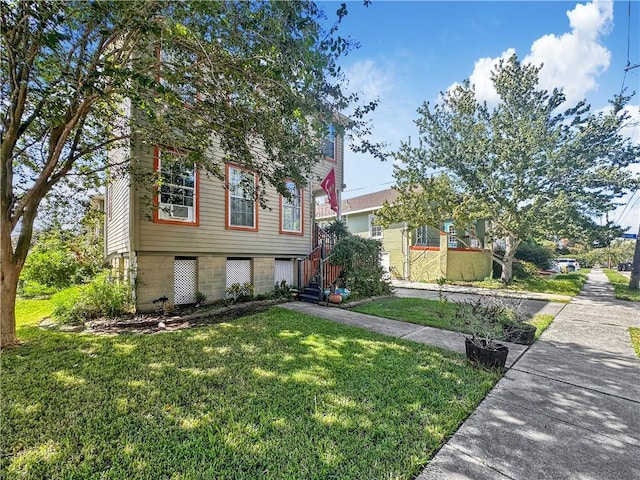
[
  {"left": 2, "top": 303, "right": 499, "bottom": 480},
  {"left": 602, "top": 269, "right": 640, "bottom": 302},
  {"left": 450, "top": 270, "right": 589, "bottom": 298},
  {"left": 630, "top": 328, "right": 640, "bottom": 358},
  {"left": 351, "top": 297, "right": 555, "bottom": 340}
]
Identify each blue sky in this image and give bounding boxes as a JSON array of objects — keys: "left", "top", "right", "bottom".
[{"left": 324, "top": 0, "right": 640, "bottom": 232}]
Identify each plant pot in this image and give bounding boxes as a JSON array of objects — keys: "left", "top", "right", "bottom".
[
  {"left": 328, "top": 293, "right": 343, "bottom": 304},
  {"left": 465, "top": 338, "right": 509, "bottom": 370},
  {"left": 503, "top": 323, "right": 536, "bottom": 345}
]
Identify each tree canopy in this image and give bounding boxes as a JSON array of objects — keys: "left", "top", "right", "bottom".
[
  {"left": 1, "top": 0, "right": 375, "bottom": 348},
  {"left": 376, "top": 55, "right": 639, "bottom": 282}
]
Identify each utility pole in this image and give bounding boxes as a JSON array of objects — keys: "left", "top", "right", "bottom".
[{"left": 629, "top": 224, "right": 640, "bottom": 290}]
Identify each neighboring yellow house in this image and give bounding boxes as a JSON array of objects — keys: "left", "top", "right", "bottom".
[
  {"left": 105, "top": 129, "right": 345, "bottom": 312},
  {"left": 316, "top": 188, "right": 493, "bottom": 282}
]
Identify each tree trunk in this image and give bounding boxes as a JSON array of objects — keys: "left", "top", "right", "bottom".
[
  {"left": 629, "top": 225, "right": 640, "bottom": 291},
  {"left": 500, "top": 235, "right": 520, "bottom": 284},
  {"left": 1, "top": 261, "right": 20, "bottom": 348}
]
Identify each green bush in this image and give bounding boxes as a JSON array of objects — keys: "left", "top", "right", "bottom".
[
  {"left": 513, "top": 260, "right": 539, "bottom": 279},
  {"left": 18, "top": 280, "right": 58, "bottom": 299},
  {"left": 52, "top": 274, "right": 133, "bottom": 325},
  {"left": 21, "top": 242, "right": 81, "bottom": 290},
  {"left": 330, "top": 235, "right": 392, "bottom": 299},
  {"left": 515, "top": 241, "right": 555, "bottom": 269},
  {"left": 226, "top": 282, "right": 254, "bottom": 304}
]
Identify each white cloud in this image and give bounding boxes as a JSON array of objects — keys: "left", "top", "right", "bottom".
[
  {"left": 458, "top": 1, "right": 614, "bottom": 107},
  {"left": 343, "top": 59, "right": 394, "bottom": 104},
  {"left": 524, "top": 0, "right": 613, "bottom": 105}
]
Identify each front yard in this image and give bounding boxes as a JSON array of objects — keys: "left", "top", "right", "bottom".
[
  {"left": 350, "top": 297, "right": 554, "bottom": 341},
  {"left": 2, "top": 303, "right": 499, "bottom": 480}
]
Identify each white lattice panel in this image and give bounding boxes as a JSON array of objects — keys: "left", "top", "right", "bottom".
[
  {"left": 274, "top": 260, "right": 294, "bottom": 286},
  {"left": 174, "top": 258, "right": 197, "bottom": 304},
  {"left": 226, "top": 259, "right": 251, "bottom": 288}
]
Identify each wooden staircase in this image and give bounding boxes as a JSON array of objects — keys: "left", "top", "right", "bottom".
[{"left": 297, "top": 225, "right": 342, "bottom": 304}]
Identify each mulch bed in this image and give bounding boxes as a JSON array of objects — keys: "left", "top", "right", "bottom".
[{"left": 40, "top": 298, "right": 289, "bottom": 335}]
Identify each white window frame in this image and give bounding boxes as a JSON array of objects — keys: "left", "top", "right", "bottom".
[
  {"left": 369, "top": 215, "right": 383, "bottom": 239},
  {"left": 281, "top": 180, "right": 303, "bottom": 234},
  {"left": 227, "top": 165, "right": 257, "bottom": 230},
  {"left": 156, "top": 148, "right": 197, "bottom": 224}
]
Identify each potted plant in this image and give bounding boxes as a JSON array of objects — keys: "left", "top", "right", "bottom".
[{"left": 453, "top": 298, "right": 510, "bottom": 371}]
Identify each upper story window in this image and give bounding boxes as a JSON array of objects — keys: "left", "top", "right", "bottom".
[
  {"left": 369, "top": 215, "right": 383, "bottom": 239},
  {"left": 280, "top": 180, "right": 303, "bottom": 234},
  {"left": 154, "top": 147, "right": 198, "bottom": 225},
  {"left": 322, "top": 124, "right": 336, "bottom": 161},
  {"left": 445, "top": 222, "right": 458, "bottom": 248},
  {"left": 158, "top": 46, "right": 198, "bottom": 105},
  {"left": 226, "top": 164, "right": 258, "bottom": 231}
]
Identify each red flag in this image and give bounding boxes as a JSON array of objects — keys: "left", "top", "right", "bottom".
[{"left": 320, "top": 167, "right": 338, "bottom": 212}]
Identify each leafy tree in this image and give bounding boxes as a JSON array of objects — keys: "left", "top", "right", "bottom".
[
  {"left": 376, "top": 55, "right": 639, "bottom": 282},
  {"left": 1, "top": 1, "right": 376, "bottom": 347}
]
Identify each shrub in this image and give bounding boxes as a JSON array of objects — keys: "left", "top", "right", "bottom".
[
  {"left": 52, "top": 274, "right": 133, "bottom": 325},
  {"left": 515, "top": 241, "right": 555, "bottom": 269},
  {"left": 272, "top": 280, "right": 292, "bottom": 298},
  {"left": 226, "top": 282, "right": 254, "bottom": 304},
  {"left": 330, "top": 235, "right": 392, "bottom": 299},
  {"left": 513, "top": 260, "right": 539, "bottom": 279}
]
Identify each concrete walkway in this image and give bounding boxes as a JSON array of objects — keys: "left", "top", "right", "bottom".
[
  {"left": 283, "top": 269, "right": 640, "bottom": 479},
  {"left": 417, "top": 268, "right": 640, "bottom": 480}
]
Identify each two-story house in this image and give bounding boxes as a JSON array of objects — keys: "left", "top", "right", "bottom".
[
  {"left": 316, "top": 188, "right": 493, "bottom": 282},
  {"left": 105, "top": 126, "right": 344, "bottom": 312}
]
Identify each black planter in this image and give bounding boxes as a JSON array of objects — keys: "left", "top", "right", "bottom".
[
  {"left": 503, "top": 323, "right": 536, "bottom": 345},
  {"left": 465, "top": 338, "right": 509, "bottom": 370}
]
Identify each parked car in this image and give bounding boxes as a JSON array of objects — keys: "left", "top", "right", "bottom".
[
  {"left": 617, "top": 262, "right": 633, "bottom": 271},
  {"left": 556, "top": 258, "right": 580, "bottom": 273}
]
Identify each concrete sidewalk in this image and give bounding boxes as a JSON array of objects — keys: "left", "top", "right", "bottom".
[
  {"left": 417, "top": 268, "right": 640, "bottom": 480},
  {"left": 283, "top": 269, "right": 640, "bottom": 479}
]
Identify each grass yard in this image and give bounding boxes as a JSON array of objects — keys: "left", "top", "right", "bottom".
[
  {"left": 630, "top": 327, "right": 640, "bottom": 358},
  {"left": 351, "top": 297, "right": 555, "bottom": 340},
  {"left": 2, "top": 304, "right": 499, "bottom": 480},
  {"left": 451, "top": 270, "right": 589, "bottom": 298},
  {"left": 602, "top": 269, "right": 640, "bottom": 302}
]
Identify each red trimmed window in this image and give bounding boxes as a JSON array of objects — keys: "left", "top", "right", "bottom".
[
  {"left": 154, "top": 147, "right": 199, "bottom": 225},
  {"left": 226, "top": 164, "right": 258, "bottom": 231},
  {"left": 280, "top": 180, "right": 303, "bottom": 235}
]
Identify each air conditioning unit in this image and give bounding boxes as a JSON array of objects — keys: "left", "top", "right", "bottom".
[{"left": 171, "top": 206, "right": 189, "bottom": 219}]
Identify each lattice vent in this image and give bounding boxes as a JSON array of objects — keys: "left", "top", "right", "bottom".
[
  {"left": 174, "top": 258, "right": 197, "bottom": 305},
  {"left": 274, "top": 259, "right": 294, "bottom": 286},
  {"left": 226, "top": 259, "right": 251, "bottom": 288}
]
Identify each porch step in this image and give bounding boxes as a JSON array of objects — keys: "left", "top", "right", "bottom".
[{"left": 298, "top": 284, "right": 323, "bottom": 304}]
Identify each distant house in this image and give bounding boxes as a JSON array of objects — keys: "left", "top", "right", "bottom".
[{"left": 316, "top": 188, "right": 493, "bottom": 282}]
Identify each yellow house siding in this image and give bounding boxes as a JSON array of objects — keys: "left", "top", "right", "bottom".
[
  {"left": 381, "top": 227, "right": 405, "bottom": 275},
  {"left": 447, "top": 250, "right": 492, "bottom": 281},
  {"left": 410, "top": 249, "right": 447, "bottom": 282}
]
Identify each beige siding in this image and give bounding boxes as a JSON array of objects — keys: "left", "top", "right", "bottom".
[
  {"left": 134, "top": 151, "right": 314, "bottom": 256},
  {"left": 105, "top": 156, "right": 130, "bottom": 256}
]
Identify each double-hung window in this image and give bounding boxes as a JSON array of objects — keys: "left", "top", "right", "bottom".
[
  {"left": 155, "top": 147, "right": 198, "bottom": 225},
  {"left": 322, "top": 124, "right": 336, "bottom": 161},
  {"left": 226, "top": 165, "right": 257, "bottom": 230},
  {"left": 280, "top": 180, "right": 303, "bottom": 235},
  {"left": 369, "top": 215, "right": 383, "bottom": 239}
]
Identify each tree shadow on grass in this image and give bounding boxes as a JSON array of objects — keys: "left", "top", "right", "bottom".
[{"left": 2, "top": 308, "right": 500, "bottom": 480}]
